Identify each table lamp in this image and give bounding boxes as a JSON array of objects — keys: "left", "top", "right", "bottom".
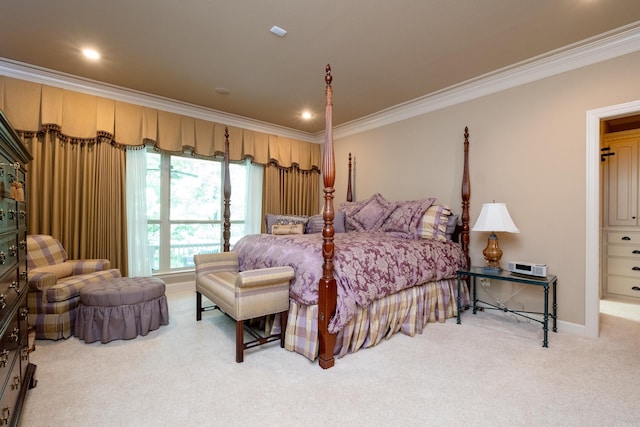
[{"left": 472, "top": 202, "right": 519, "bottom": 272}]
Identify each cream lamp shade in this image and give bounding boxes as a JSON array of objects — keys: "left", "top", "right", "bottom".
[
  {"left": 472, "top": 203, "right": 519, "bottom": 271},
  {"left": 472, "top": 203, "right": 520, "bottom": 233}
]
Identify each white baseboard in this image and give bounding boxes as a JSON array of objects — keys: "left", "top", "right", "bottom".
[
  {"left": 165, "top": 281, "right": 195, "bottom": 293},
  {"left": 152, "top": 271, "right": 195, "bottom": 294},
  {"left": 556, "top": 319, "right": 585, "bottom": 336}
]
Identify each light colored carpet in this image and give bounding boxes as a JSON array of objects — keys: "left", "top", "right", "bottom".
[{"left": 19, "top": 290, "right": 640, "bottom": 427}]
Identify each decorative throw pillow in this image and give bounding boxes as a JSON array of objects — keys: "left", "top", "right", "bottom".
[
  {"left": 305, "top": 211, "right": 346, "bottom": 234},
  {"left": 305, "top": 214, "right": 323, "bottom": 234},
  {"left": 271, "top": 223, "right": 305, "bottom": 235},
  {"left": 339, "top": 200, "right": 366, "bottom": 231},
  {"left": 347, "top": 193, "right": 397, "bottom": 232},
  {"left": 382, "top": 198, "right": 436, "bottom": 238},
  {"left": 417, "top": 204, "right": 452, "bottom": 242},
  {"left": 265, "top": 214, "right": 308, "bottom": 234}
]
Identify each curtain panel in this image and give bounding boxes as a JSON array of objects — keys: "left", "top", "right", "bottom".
[
  {"left": 262, "top": 163, "right": 320, "bottom": 232},
  {"left": 23, "top": 131, "right": 128, "bottom": 273},
  {"left": 126, "top": 148, "right": 150, "bottom": 277},
  {"left": 0, "top": 76, "right": 321, "bottom": 170}
]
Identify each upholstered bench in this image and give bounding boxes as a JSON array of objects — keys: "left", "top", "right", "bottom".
[
  {"left": 75, "top": 277, "right": 169, "bottom": 344},
  {"left": 194, "top": 252, "right": 294, "bottom": 363}
]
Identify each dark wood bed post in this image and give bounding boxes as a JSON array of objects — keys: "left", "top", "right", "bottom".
[
  {"left": 347, "top": 152, "right": 353, "bottom": 202},
  {"left": 318, "top": 64, "right": 337, "bottom": 369},
  {"left": 223, "top": 126, "right": 231, "bottom": 253},
  {"left": 461, "top": 126, "right": 471, "bottom": 268}
]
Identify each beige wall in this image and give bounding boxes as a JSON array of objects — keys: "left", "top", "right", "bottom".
[{"left": 331, "top": 51, "right": 640, "bottom": 326}]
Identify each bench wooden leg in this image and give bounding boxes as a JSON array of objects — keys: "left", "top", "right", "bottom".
[{"left": 236, "top": 320, "right": 244, "bottom": 363}]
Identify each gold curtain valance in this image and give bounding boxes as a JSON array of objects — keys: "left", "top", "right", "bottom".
[{"left": 0, "top": 75, "right": 320, "bottom": 170}]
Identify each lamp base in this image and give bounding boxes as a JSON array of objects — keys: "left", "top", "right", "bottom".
[{"left": 482, "top": 232, "right": 503, "bottom": 273}]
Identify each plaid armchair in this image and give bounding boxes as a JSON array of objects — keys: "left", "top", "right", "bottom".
[{"left": 26, "top": 234, "right": 121, "bottom": 340}]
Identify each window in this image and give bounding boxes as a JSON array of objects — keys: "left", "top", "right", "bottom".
[{"left": 146, "top": 150, "right": 248, "bottom": 273}]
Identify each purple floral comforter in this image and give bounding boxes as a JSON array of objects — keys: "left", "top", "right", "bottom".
[{"left": 233, "top": 232, "right": 467, "bottom": 333}]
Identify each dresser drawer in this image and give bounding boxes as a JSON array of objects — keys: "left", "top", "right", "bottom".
[
  {"left": 608, "top": 257, "right": 640, "bottom": 276},
  {"left": 0, "top": 308, "right": 20, "bottom": 355},
  {"left": 0, "top": 344, "right": 17, "bottom": 386},
  {"left": 607, "top": 276, "right": 640, "bottom": 298},
  {"left": 0, "top": 152, "right": 19, "bottom": 199},
  {"left": 0, "top": 270, "right": 22, "bottom": 324},
  {"left": 607, "top": 245, "right": 640, "bottom": 257},
  {"left": 0, "top": 235, "right": 17, "bottom": 280},
  {"left": 607, "top": 231, "right": 640, "bottom": 244},
  {"left": 0, "top": 198, "right": 17, "bottom": 234},
  {"left": 0, "top": 353, "right": 21, "bottom": 427}
]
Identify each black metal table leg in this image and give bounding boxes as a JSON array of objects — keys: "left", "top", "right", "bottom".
[
  {"left": 457, "top": 274, "right": 462, "bottom": 324},
  {"left": 472, "top": 276, "right": 478, "bottom": 315},
  {"left": 543, "top": 283, "right": 549, "bottom": 348},
  {"left": 552, "top": 278, "right": 558, "bottom": 333}
]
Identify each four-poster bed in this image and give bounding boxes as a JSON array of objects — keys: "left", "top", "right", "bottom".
[{"left": 220, "top": 65, "right": 471, "bottom": 369}]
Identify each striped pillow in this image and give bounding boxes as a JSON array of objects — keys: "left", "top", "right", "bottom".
[
  {"left": 305, "top": 212, "right": 346, "bottom": 234},
  {"left": 417, "top": 204, "right": 452, "bottom": 241}
]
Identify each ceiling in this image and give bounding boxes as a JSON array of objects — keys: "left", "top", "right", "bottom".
[{"left": 1, "top": 1, "right": 640, "bottom": 135}]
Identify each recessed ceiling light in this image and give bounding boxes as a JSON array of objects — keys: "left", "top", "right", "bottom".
[
  {"left": 301, "top": 111, "right": 312, "bottom": 120},
  {"left": 270, "top": 26, "right": 287, "bottom": 37},
  {"left": 215, "top": 87, "right": 231, "bottom": 95},
  {"left": 82, "top": 48, "right": 100, "bottom": 60}
]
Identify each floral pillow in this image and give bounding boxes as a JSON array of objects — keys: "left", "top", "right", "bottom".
[
  {"left": 417, "top": 204, "right": 452, "bottom": 242},
  {"left": 339, "top": 200, "right": 367, "bottom": 231},
  {"left": 382, "top": 198, "right": 436, "bottom": 239},
  {"left": 347, "top": 193, "right": 397, "bottom": 232}
]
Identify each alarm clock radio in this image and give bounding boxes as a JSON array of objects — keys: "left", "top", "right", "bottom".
[{"left": 507, "top": 261, "right": 547, "bottom": 277}]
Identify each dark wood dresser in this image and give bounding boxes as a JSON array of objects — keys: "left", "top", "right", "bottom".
[{"left": 0, "top": 110, "right": 36, "bottom": 426}]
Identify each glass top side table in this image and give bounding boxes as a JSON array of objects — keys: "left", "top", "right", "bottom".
[{"left": 456, "top": 266, "right": 558, "bottom": 347}]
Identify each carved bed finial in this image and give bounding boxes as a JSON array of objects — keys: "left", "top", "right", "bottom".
[{"left": 325, "top": 64, "right": 332, "bottom": 86}]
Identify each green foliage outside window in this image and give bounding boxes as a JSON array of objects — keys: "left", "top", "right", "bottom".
[{"left": 146, "top": 151, "right": 246, "bottom": 272}]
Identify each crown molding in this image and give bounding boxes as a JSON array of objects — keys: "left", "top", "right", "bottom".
[
  {"left": 0, "top": 58, "right": 317, "bottom": 143},
  {"left": 329, "top": 21, "right": 640, "bottom": 142}
]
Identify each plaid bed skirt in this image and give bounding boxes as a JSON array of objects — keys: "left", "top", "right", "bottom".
[{"left": 284, "top": 278, "right": 469, "bottom": 361}]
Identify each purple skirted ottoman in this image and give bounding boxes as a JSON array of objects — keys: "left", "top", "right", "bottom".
[{"left": 75, "top": 277, "right": 169, "bottom": 344}]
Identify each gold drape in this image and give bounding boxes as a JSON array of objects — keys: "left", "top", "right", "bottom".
[
  {"left": 262, "top": 163, "right": 320, "bottom": 232},
  {"left": 23, "top": 131, "right": 128, "bottom": 274}
]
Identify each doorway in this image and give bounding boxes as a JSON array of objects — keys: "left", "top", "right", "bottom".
[
  {"left": 587, "top": 100, "right": 640, "bottom": 338},
  {"left": 599, "top": 114, "right": 640, "bottom": 322}
]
